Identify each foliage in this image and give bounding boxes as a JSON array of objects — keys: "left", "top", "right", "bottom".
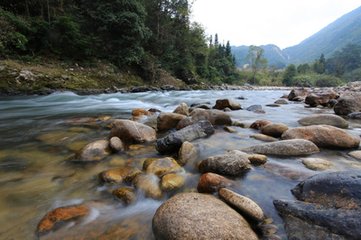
[
  {"left": 246, "top": 45, "right": 268, "bottom": 84},
  {"left": 282, "top": 64, "right": 296, "bottom": 86}
]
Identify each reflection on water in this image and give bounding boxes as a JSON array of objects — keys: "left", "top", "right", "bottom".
[{"left": 0, "top": 90, "right": 360, "bottom": 239}]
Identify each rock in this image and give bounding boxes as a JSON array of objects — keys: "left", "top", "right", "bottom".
[
  {"left": 109, "top": 137, "right": 124, "bottom": 152},
  {"left": 260, "top": 123, "right": 288, "bottom": 138},
  {"left": 250, "top": 134, "right": 278, "bottom": 142},
  {"left": 37, "top": 204, "right": 90, "bottom": 234},
  {"left": 131, "top": 108, "right": 152, "bottom": 121},
  {"left": 176, "top": 117, "right": 194, "bottom": 129},
  {"left": 348, "top": 150, "right": 361, "bottom": 160},
  {"left": 242, "top": 139, "right": 319, "bottom": 156},
  {"left": 152, "top": 193, "right": 258, "bottom": 240},
  {"left": 248, "top": 154, "right": 268, "bottom": 165},
  {"left": 348, "top": 112, "right": 361, "bottom": 119},
  {"left": 156, "top": 120, "right": 215, "bottom": 154},
  {"left": 246, "top": 105, "right": 263, "bottom": 112},
  {"left": 198, "top": 150, "right": 251, "bottom": 176},
  {"left": 144, "top": 157, "right": 182, "bottom": 177},
  {"left": 178, "top": 141, "right": 198, "bottom": 166},
  {"left": 274, "top": 99, "right": 288, "bottom": 104},
  {"left": 298, "top": 114, "right": 349, "bottom": 129},
  {"left": 133, "top": 174, "right": 162, "bottom": 199},
  {"left": 288, "top": 89, "right": 308, "bottom": 101},
  {"left": 173, "top": 102, "right": 189, "bottom": 116},
  {"left": 334, "top": 93, "right": 361, "bottom": 115},
  {"left": 99, "top": 166, "right": 141, "bottom": 183},
  {"left": 161, "top": 173, "right": 185, "bottom": 191},
  {"left": 305, "top": 90, "right": 338, "bottom": 107},
  {"left": 250, "top": 120, "right": 272, "bottom": 130},
  {"left": 301, "top": 158, "right": 333, "bottom": 171},
  {"left": 190, "top": 103, "right": 212, "bottom": 110},
  {"left": 266, "top": 104, "right": 280, "bottom": 107},
  {"left": 219, "top": 188, "right": 265, "bottom": 222},
  {"left": 16, "top": 70, "right": 35, "bottom": 82},
  {"left": 213, "top": 99, "right": 242, "bottom": 110},
  {"left": 224, "top": 126, "right": 237, "bottom": 133},
  {"left": 232, "top": 120, "right": 246, "bottom": 128},
  {"left": 157, "top": 112, "right": 186, "bottom": 131},
  {"left": 274, "top": 199, "right": 361, "bottom": 240},
  {"left": 282, "top": 125, "right": 360, "bottom": 149},
  {"left": 77, "top": 140, "right": 111, "bottom": 162},
  {"left": 190, "top": 108, "right": 232, "bottom": 126},
  {"left": 112, "top": 187, "right": 136, "bottom": 205},
  {"left": 197, "top": 172, "right": 232, "bottom": 193},
  {"left": 110, "top": 120, "right": 156, "bottom": 144},
  {"left": 291, "top": 170, "right": 361, "bottom": 209}
]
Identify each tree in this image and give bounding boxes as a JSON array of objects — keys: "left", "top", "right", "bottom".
[
  {"left": 297, "top": 63, "right": 311, "bottom": 74},
  {"left": 313, "top": 53, "right": 326, "bottom": 74},
  {"left": 283, "top": 64, "right": 296, "bottom": 86},
  {"left": 246, "top": 45, "right": 267, "bottom": 84}
]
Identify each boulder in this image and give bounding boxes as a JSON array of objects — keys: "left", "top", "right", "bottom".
[
  {"left": 334, "top": 93, "right": 361, "bottom": 115},
  {"left": 99, "top": 166, "right": 141, "bottom": 183},
  {"left": 152, "top": 193, "right": 258, "bottom": 240},
  {"left": 77, "top": 140, "right": 111, "bottom": 162},
  {"left": 157, "top": 112, "right": 186, "bottom": 131},
  {"left": 197, "top": 172, "right": 232, "bottom": 193},
  {"left": 112, "top": 187, "right": 136, "bottom": 205},
  {"left": 198, "top": 150, "right": 251, "bottom": 176},
  {"left": 250, "top": 134, "right": 278, "bottom": 142},
  {"left": 160, "top": 173, "right": 185, "bottom": 191},
  {"left": 242, "top": 139, "right": 319, "bottom": 156},
  {"left": 250, "top": 120, "right": 272, "bottom": 130},
  {"left": 288, "top": 89, "right": 308, "bottom": 101},
  {"left": 305, "top": 90, "right": 338, "bottom": 107},
  {"left": 213, "top": 99, "right": 242, "bottom": 110},
  {"left": 219, "top": 188, "right": 265, "bottom": 222},
  {"left": 178, "top": 141, "right": 198, "bottom": 166},
  {"left": 110, "top": 120, "right": 156, "bottom": 143},
  {"left": 260, "top": 123, "right": 288, "bottom": 138},
  {"left": 298, "top": 114, "right": 349, "bottom": 129},
  {"left": 133, "top": 174, "right": 162, "bottom": 199},
  {"left": 37, "top": 204, "right": 90, "bottom": 234},
  {"left": 173, "top": 102, "right": 189, "bottom": 116},
  {"left": 144, "top": 157, "right": 182, "bottom": 177},
  {"left": 156, "top": 120, "right": 215, "bottom": 154},
  {"left": 281, "top": 125, "right": 360, "bottom": 149},
  {"left": 301, "top": 158, "right": 333, "bottom": 171},
  {"left": 109, "top": 136, "right": 124, "bottom": 152}
]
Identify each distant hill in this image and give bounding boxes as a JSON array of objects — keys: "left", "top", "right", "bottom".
[{"left": 232, "top": 5, "right": 361, "bottom": 67}]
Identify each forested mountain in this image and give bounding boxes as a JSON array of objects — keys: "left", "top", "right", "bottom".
[{"left": 0, "top": 0, "right": 238, "bottom": 85}]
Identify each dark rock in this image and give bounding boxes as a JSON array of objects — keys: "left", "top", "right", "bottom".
[
  {"left": 334, "top": 93, "right": 361, "bottom": 115},
  {"left": 348, "top": 112, "right": 361, "bottom": 119},
  {"left": 305, "top": 90, "right": 338, "bottom": 107},
  {"left": 266, "top": 104, "right": 280, "bottom": 107},
  {"left": 288, "top": 89, "right": 308, "bottom": 101},
  {"left": 156, "top": 120, "right": 215, "bottom": 154},
  {"left": 213, "top": 99, "right": 242, "bottom": 110},
  {"left": 246, "top": 105, "right": 263, "bottom": 112},
  {"left": 250, "top": 120, "right": 272, "bottom": 130},
  {"left": 274, "top": 99, "right": 288, "bottom": 104},
  {"left": 298, "top": 114, "right": 349, "bottom": 129}
]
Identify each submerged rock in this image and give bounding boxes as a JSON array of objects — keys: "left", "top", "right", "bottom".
[
  {"left": 160, "top": 173, "right": 185, "bottom": 191},
  {"left": 298, "top": 114, "right": 349, "bottom": 129},
  {"left": 133, "top": 174, "right": 162, "bottom": 199},
  {"left": 144, "top": 157, "right": 182, "bottom": 177},
  {"left": 213, "top": 99, "right": 242, "bottom": 110},
  {"left": 197, "top": 172, "right": 232, "bottom": 193},
  {"left": 282, "top": 125, "right": 360, "bottom": 149},
  {"left": 99, "top": 166, "right": 141, "bottom": 184},
  {"left": 77, "top": 140, "right": 111, "bottom": 162},
  {"left": 112, "top": 187, "right": 136, "bottom": 205},
  {"left": 242, "top": 139, "right": 319, "bottom": 156},
  {"left": 152, "top": 193, "right": 258, "bottom": 240},
  {"left": 110, "top": 119, "right": 156, "bottom": 144},
  {"left": 274, "top": 99, "right": 288, "bottom": 104},
  {"left": 260, "top": 123, "right": 288, "bottom": 138},
  {"left": 250, "top": 134, "right": 278, "bottom": 142},
  {"left": 301, "top": 158, "right": 333, "bottom": 171}
]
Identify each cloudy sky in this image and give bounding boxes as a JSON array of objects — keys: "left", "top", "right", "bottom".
[{"left": 192, "top": 0, "right": 361, "bottom": 49}]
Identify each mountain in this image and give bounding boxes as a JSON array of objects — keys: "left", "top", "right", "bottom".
[{"left": 232, "top": 5, "right": 361, "bottom": 67}]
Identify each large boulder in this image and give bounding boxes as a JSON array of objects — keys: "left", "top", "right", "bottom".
[
  {"left": 288, "top": 89, "right": 308, "bottom": 101},
  {"left": 334, "top": 93, "right": 361, "bottom": 115},
  {"left": 242, "top": 139, "right": 319, "bottom": 156},
  {"left": 260, "top": 123, "right": 288, "bottom": 138},
  {"left": 157, "top": 112, "right": 186, "bottom": 131},
  {"left": 298, "top": 114, "right": 349, "bottom": 129},
  {"left": 77, "top": 140, "right": 111, "bottom": 162},
  {"left": 213, "top": 99, "right": 242, "bottom": 110},
  {"left": 305, "top": 90, "right": 338, "bottom": 107},
  {"left": 110, "top": 120, "right": 156, "bottom": 143},
  {"left": 198, "top": 150, "right": 251, "bottom": 176},
  {"left": 281, "top": 125, "right": 360, "bottom": 149},
  {"left": 152, "top": 193, "right": 258, "bottom": 240},
  {"left": 156, "top": 120, "right": 214, "bottom": 154}
]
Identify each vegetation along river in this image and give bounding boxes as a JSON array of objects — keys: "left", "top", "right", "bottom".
[{"left": 0, "top": 90, "right": 361, "bottom": 239}]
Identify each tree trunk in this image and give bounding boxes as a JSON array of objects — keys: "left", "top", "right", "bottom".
[{"left": 46, "top": 0, "right": 51, "bottom": 22}]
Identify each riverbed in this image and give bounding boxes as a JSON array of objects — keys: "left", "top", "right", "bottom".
[{"left": 0, "top": 90, "right": 361, "bottom": 239}]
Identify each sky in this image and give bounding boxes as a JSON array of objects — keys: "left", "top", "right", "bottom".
[{"left": 191, "top": 0, "right": 361, "bottom": 49}]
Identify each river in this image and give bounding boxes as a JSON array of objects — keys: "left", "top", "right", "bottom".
[{"left": 0, "top": 90, "right": 360, "bottom": 239}]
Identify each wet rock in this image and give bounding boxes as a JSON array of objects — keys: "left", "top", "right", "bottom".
[
  {"left": 77, "top": 140, "right": 111, "bottom": 162},
  {"left": 37, "top": 204, "right": 90, "bottom": 234},
  {"left": 242, "top": 139, "right": 319, "bottom": 156},
  {"left": 197, "top": 172, "right": 232, "bottom": 193},
  {"left": 109, "top": 137, "right": 124, "bottom": 152},
  {"left": 156, "top": 120, "right": 214, "bottom": 154},
  {"left": 173, "top": 102, "right": 189, "bottom": 116},
  {"left": 266, "top": 104, "right": 280, "bottom": 107},
  {"left": 110, "top": 120, "right": 156, "bottom": 143},
  {"left": 301, "top": 158, "right": 333, "bottom": 171},
  {"left": 157, "top": 112, "right": 186, "bottom": 131},
  {"left": 144, "top": 157, "right": 182, "bottom": 177},
  {"left": 224, "top": 126, "right": 237, "bottom": 133},
  {"left": 305, "top": 90, "right": 338, "bottom": 107},
  {"left": 152, "top": 193, "right": 258, "bottom": 240},
  {"left": 348, "top": 112, "right": 361, "bottom": 119},
  {"left": 250, "top": 120, "right": 272, "bottom": 130},
  {"left": 161, "top": 173, "right": 185, "bottom": 191},
  {"left": 291, "top": 170, "right": 361, "bottom": 209},
  {"left": 219, "top": 188, "right": 265, "bottom": 222},
  {"left": 190, "top": 108, "right": 232, "bottom": 126},
  {"left": 213, "top": 99, "right": 242, "bottom": 110},
  {"left": 246, "top": 105, "right": 263, "bottom": 112},
  {"left": 190, "top": 103, "right": 212, "bottom": 110},
  {"left": 250, "top": 134, "right": 278, "bottom": 142},
  {"left": 260, "top": 123, "right": 288, "bottom": 138},
  {"left": 274, "top": 99, "right": 288, "bottom": 104},
  {"left": 232, "top": 120, "right": 246, "bottom": 128},
  {"left": 131, "top": 108, "right": 152, "bottom": 121},
  {"left": 348, "top": 150, "right": 361, "bottom": 160},
  {"left": 112, "top": 187, "right": 136, "bottom": 205},
  {"left": 298, "top": 114, "right": 349, "bottom": 129},
  {"left": 133, "top": 174, "right": 162, "bottom": 199},
  {"left": 99, "top": 166, "right": 141, "bottom": 183},
  {"left": 282, "top": 125, "right": 360, "bottom": 149},
  {"left": 175, "top": 117, "right": 194, "bottom": 129},
  {"left": 198, "top": 150, "right": 251, "bottom": 176},
  {"left": 178, "top": 141, "right": 198, "bottom": 166},
  {"left": 274, "top": 199, "right": 361, "bottom": 240},
  {"left": 288, "top": 89, "right": 308, "bottom": 101},
  {"left": 334, "top": 93, "right": 361, "bottom": 115},
  {"left": 248, "top": 154, "right": 268, "bottom": 165}
]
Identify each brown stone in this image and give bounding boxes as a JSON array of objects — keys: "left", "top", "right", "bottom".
[
  {"left": 109, "top": 136, "right": 124, "bottom": 152},
  {"left": 144, "top": 157, "right": 182, "bottom": 177},
  {"left": 197, "top": 172, "right": 232, "bottom": 193},
  {"left": 288, "top": 89, "right": 308, "bottom": 101},
  {"left": 157, "top": 112, "right": 187, "bottom": 131},
  {"left": 250, "top": 120, "right": 272, "bottom": 130},
  {"left": 178, "top": 141, "right": 198, "bottom": 166},
  {"left": 77, "top": 140, "right": 111, "bottom": 162},
  {"left": 261, "top": 123, "right": 288, "bottom": 138},
  {"left": 250, "top": 134, "right": 278, "bottom": 142},
  {"left": 99, "top": 166, "right": 141, "bottom": 183},
  {"left": 112, "top": 187, "right": 136, "bottom": 205},
  {"left": 298, "top": 114, "right": 349, "bottom": 129},
  {"left": 173, "top": 102, "right": 190, "bottom": 116},
  {"left": 248, "top": 154, "right": 268, "bottom": 165},
  {"left": 133, "top": 174, "right": 162, "bottom": 199},
  {"left": 109, "top": 119, "right": 156, "bottom": 144},
  {"left": 334, "top": 93, "right": 361, "bottom": 115},
  {"left": 213, "top": 99, "right": 242, "bottom": 110},
  {"left": 161, "top": 173, "right": 185, "bottom": 191}
]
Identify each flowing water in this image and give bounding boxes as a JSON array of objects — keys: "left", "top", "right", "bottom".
[{"left": 0, "top": 90, "right": 361, "bottom": 240}]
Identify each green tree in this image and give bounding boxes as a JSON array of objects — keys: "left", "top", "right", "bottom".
[
  {"left": 246, "top": 45, "right": 267, "bottom": 84},
  {"left": 283, "top": 64, "right": 296, "bottom": 86},
  {"left": 313, "top": 53, "right": 326, "bottom": 74}
]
